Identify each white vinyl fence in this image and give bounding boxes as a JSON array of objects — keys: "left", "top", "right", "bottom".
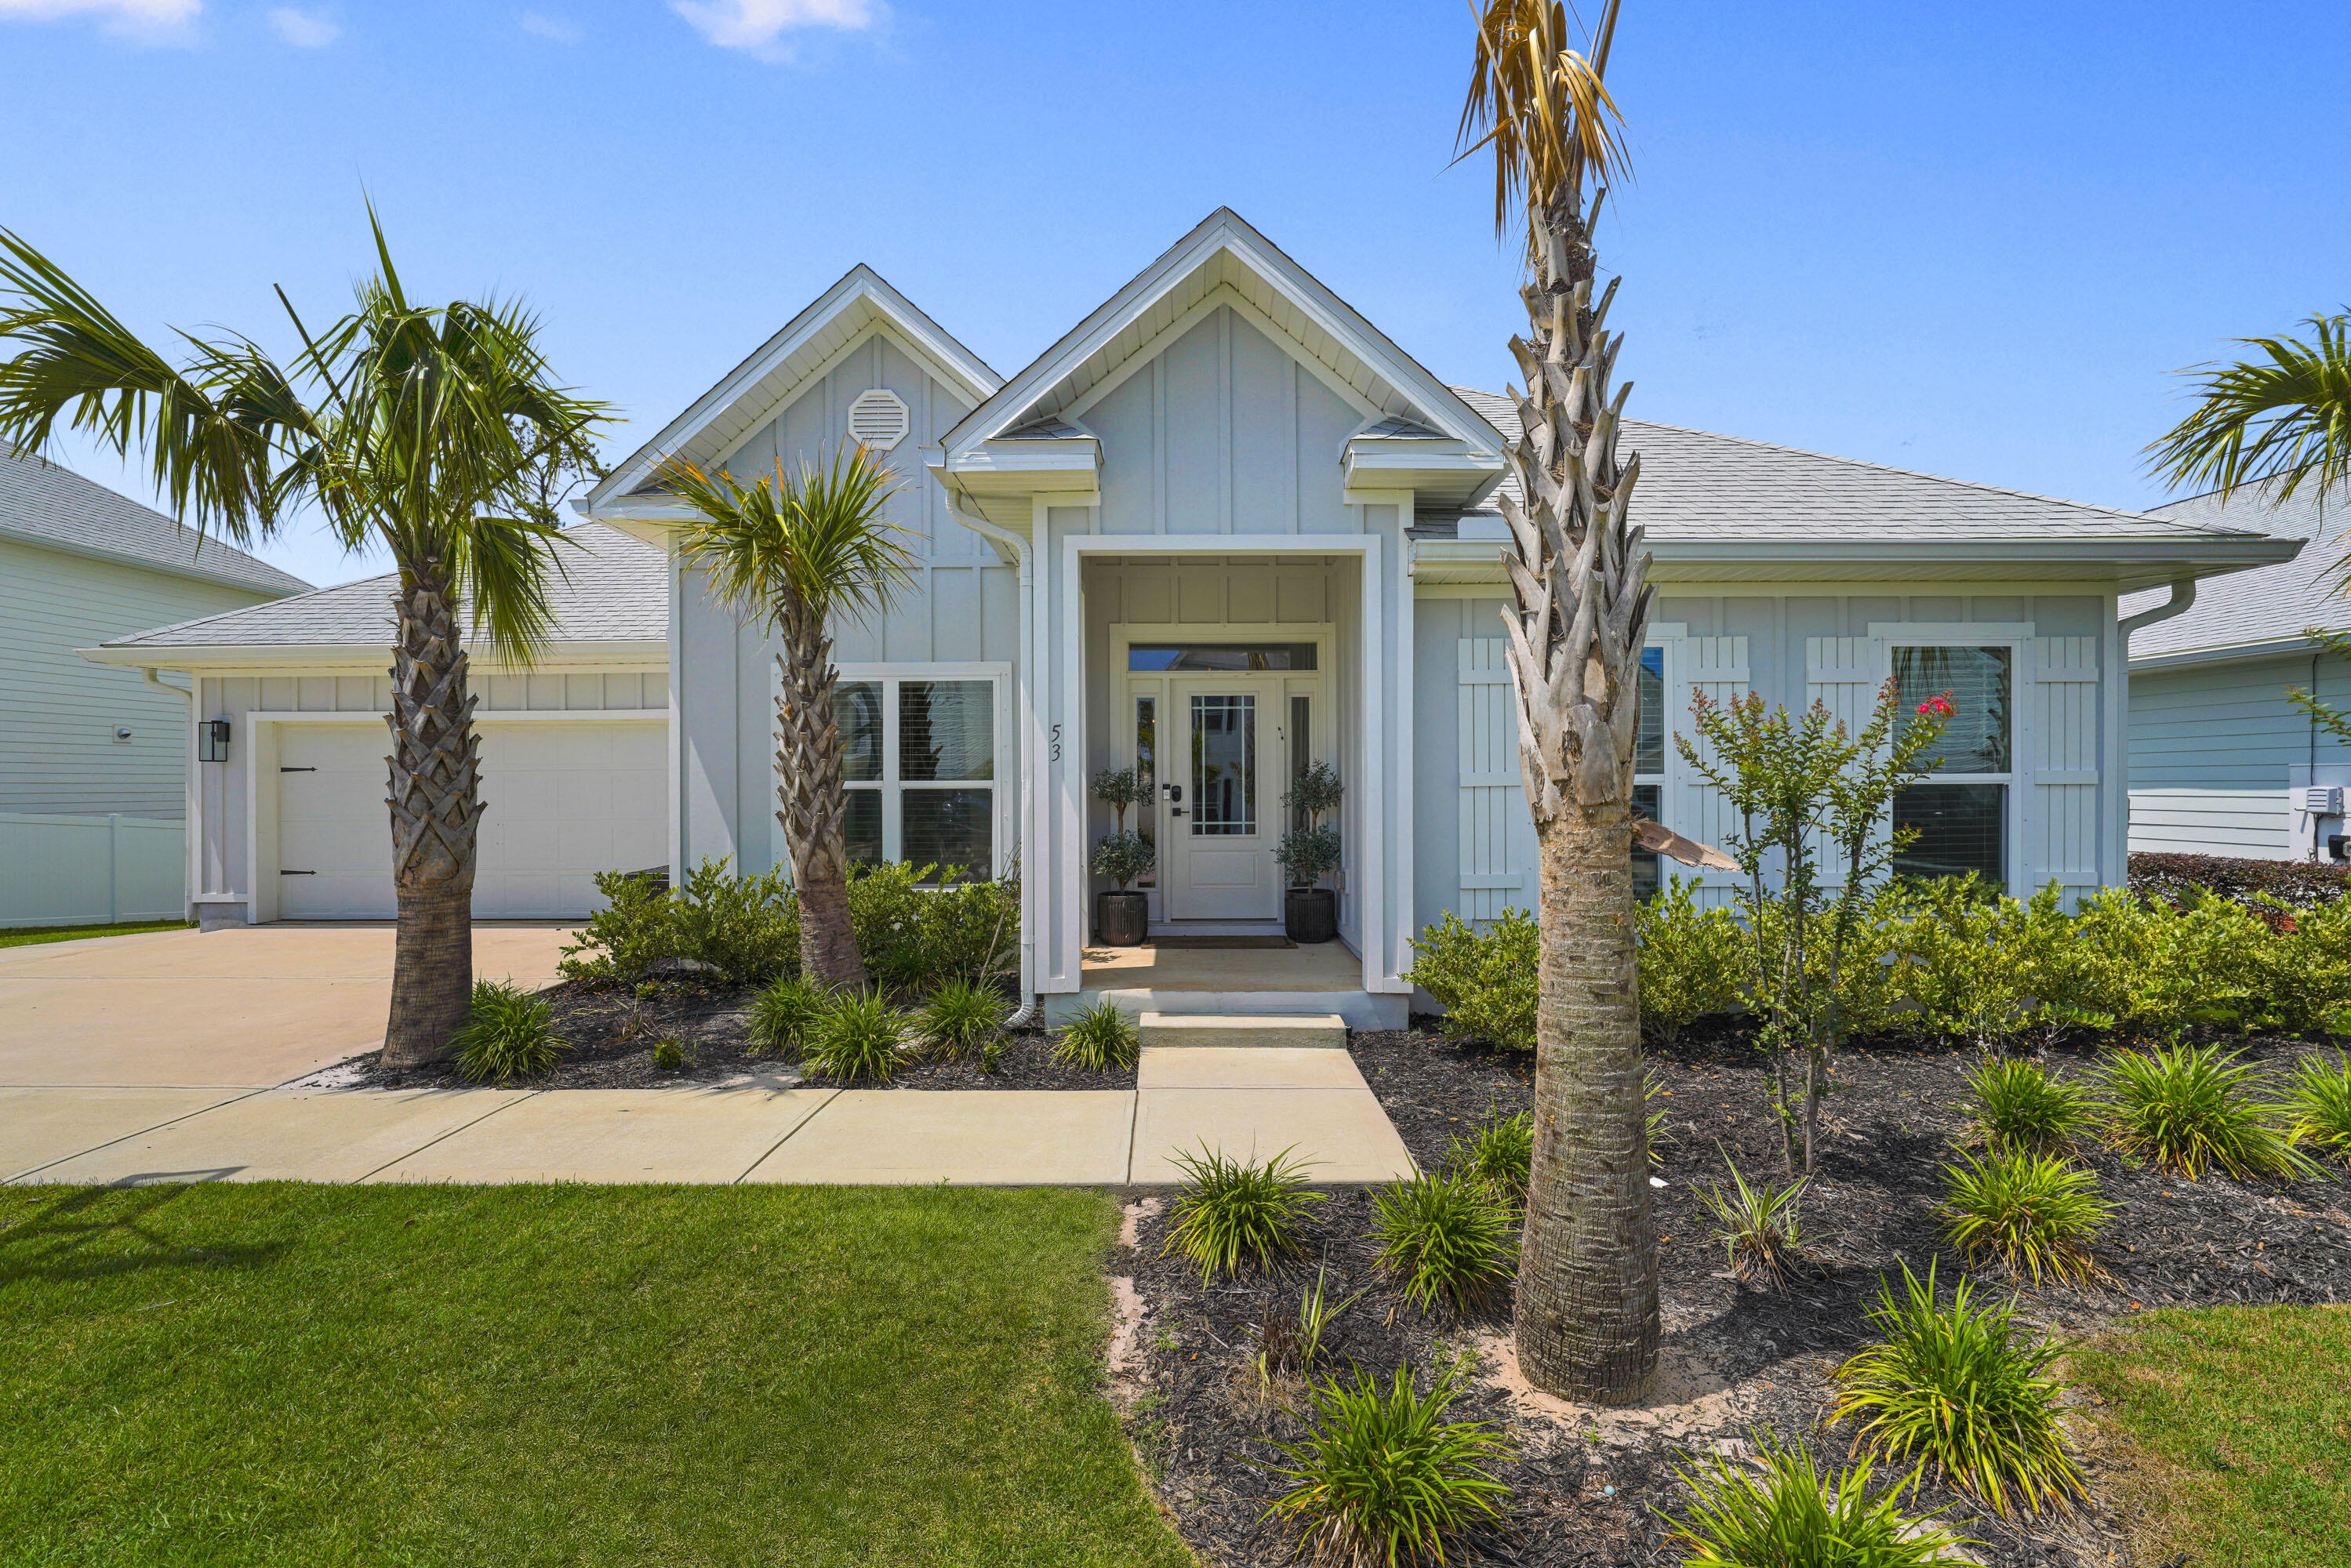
[{"left": 0, "top": 812, "right": 185, "bottom": 929}]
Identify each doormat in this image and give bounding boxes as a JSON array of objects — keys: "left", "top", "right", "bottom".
[{"left": 1150, "top": 935, "right": 1296, "bottom": 950}]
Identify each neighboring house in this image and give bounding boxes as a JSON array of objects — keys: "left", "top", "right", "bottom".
[
  {"left": 81, "top": 523, "right": 665, "bottom": 927},
  {"left": 2126, "top": 488, "right": 2342, "bottom": 860},
  {"left": 565, "top": 207, "right": 2291, "bottom": 1024},
  {"left": 2, "top": 452, "right": 307, "bottom": 927}
]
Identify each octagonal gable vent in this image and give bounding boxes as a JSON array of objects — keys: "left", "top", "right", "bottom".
[{"left": 848, "top": 387, "right": 910, "bottom": 451}]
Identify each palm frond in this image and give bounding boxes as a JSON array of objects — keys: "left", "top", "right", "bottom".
[
  {"left": 2148, "top": 311, "right": 2351, "bottom": 507},
  {"left": 1456, "top": 0, "right": 1630, "bottom": 249},
  {"left": 663, "top": 446, "right": 916, "bottom": 636}
]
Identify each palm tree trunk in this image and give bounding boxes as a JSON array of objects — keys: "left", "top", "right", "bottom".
[
  {"left": 1499, "top": 183, "right": 1661, "bottom": 1405},
  {"left": 382, "top": 561, "right": 482, "bottom": 1066},
  {"left": 776, "top": 602, "right": 865, "bottom": 990}
]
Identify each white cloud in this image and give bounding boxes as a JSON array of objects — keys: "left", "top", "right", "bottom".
[
  {"left": 671, "top": 0, "right": 874, "bottom": 63},
  {"left": 265, "top": 5, "right": 336, "bottom": 45},
  {"left": 0, "top": 0, "right": 201, "bottom": 43},
  {"left": 518, "top": 9, "right": 576, "bottom": 41}
]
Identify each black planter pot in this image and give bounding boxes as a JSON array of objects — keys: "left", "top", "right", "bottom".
[
  {"left": 1285, "top": 887, "right": 1337, "bottom": 944},
  {"left": 1096, "top": 890, "right": 1150, "bottom": 946}
]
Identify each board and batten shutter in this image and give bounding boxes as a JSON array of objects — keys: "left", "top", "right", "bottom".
[
  {"left": 1456, "top": 638, "right": 1536, "bottom": 921},
  {"left": 2030, "top": 636, "right": 2100, "bottom": 891},
  {"left": 1666, "top": 635, "right": 1750, "bottom": 904},
  {"left": 1804, "top": 637, "right": 1888, "bottom": 886}
]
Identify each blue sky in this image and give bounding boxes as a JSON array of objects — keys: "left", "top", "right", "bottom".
[{"left": 3, "top": 0, "right": 2345, "bottom": 590}]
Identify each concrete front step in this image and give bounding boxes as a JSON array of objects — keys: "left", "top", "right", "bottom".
[{"left": 1138, "top": 1012, "right": 1348, "bottom": 1049}]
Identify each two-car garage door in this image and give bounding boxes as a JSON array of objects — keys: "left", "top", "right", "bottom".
[{"left": 277, "top": 720, "right": 666, "bottom": 920}]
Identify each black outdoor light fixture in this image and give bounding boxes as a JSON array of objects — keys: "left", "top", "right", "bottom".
[{"left": 198, "top": 718, "right": 231, "bottom": 763}]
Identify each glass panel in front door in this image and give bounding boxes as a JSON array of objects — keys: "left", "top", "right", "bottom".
[{"left": 1190, "top": 695, "right": 1255, "bottom": 835}]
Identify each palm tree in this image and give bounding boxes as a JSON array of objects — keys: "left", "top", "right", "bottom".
[
  {"left": 0, "top": 213, "right": 608, "bottom": 1067},
  {"left": 661, "top": 449, "right": 914, "bottom": 990},
  {"left": 1457, "top": 0, "right": 1659, "bottom": 1404},
  {"left": 2149, "top": 311, "right": 2351, "bottom": 506}
]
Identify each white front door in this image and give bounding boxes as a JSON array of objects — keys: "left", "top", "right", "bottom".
[{"left": 1164, "top": 678, "right": 1281, "bottom": 920}]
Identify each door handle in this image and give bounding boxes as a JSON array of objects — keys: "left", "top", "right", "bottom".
[{"left": 1170, "top": 807, "right": 1187, "bottom": 818}]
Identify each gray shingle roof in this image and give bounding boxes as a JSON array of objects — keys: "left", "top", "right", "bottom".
[
  {"left": 102, "top": 522, "right": 663, "bottom": 651},
  {"left": 0, "top": 450, "right": 311, "bottom": 596},
  {"left": 1449, "top": 386, "right": 2272, "bottom": 546},
  {"left": 2124, "top": 488, "right": 2338, "bottom": 662}
]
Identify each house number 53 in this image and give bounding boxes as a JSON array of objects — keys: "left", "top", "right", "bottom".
[{"left": 1050, "top": 723, "right": 1063, "bottom": 761}]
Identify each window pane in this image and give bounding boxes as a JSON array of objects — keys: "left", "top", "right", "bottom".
[
  {"left": 903, "top": 789, "right": 992, "bottom": 880},
  {"left": 1128, "top": 642, "right": 1317, "bottom": 671},
  {"left": 1894, "top": 646, "right": 2011, "bottom": 774},
  {"left": 1292, "top": 695, "right": 1312, "bottom": 829},
  {"left": 1632, "top": 782, "right": 1662, "bottom": 902},
  {"left": 1636, "top": 646, "right": 1666, "bottom": 776},
  {"left": 900, "top": 681, "right": 994, "bottom": 782},
  {"left": 1190, "top": 694, "right": 1255, "bottom": 836},
  {"left": 1134, "top": 698, "right": 1157, "bottom": 886},
  {"left": 844, "top": 787, "right": 883, "bottom": 866},
  {"left": 838, "top": 681, "right": 882, "bottom": 782},
  {"left": 1894, "top": 783, "right": 2005, "bottom": 884}
]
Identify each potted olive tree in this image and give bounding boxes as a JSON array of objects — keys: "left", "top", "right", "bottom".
[
  {"left": 1091, "top": 766, "right": 1154, "bottom": 946},
  {"left": 1277, "top": 760, "right": 1343, "bottom": 944}
]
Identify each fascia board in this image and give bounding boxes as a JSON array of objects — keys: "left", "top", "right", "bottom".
[
  {"left": 0, "top": 524, "right": 304, "bottom": 599},
  {"left": 78, "top": 640, "right": 669, "bottom": 672}
]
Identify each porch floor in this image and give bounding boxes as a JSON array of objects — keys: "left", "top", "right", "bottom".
[{"left": 1078, "top": 940, "right": 1361, "bottom": 993}]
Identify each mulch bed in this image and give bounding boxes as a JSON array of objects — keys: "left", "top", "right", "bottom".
[
  {"left": 328, "top": 978, "right": 1135, "bottom": 1092},
  {"left": 1114, "top": 1021, "right": 2351, "bottom": 1568}
]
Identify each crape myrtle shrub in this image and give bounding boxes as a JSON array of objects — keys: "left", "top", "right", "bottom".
[
  {"left": 1411, "top": 872, "right": 2351, "bottom": 1053},
  {"left": 2130, "top": 851, "right": 2351, "bottom": 909}
]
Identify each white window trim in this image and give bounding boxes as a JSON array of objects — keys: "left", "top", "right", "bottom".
[
  {"left": 1874, "top": 627, "right": 2029, "bottom": 886},
  {"left": 830, "top": 662, "right": 1012, "bottom": 879}
]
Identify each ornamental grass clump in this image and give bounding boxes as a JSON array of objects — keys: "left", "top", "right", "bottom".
[
  {"left": 1162, "top": 1145, "right": 1323, "bottom": 1280},
  {"left": 1443, "top": 1105, "right": 1532, "bottom": 1204},
  {"left": 1694, "top": 1155, "right": 1807, "bottom": 1292},
  {"left": 745, "top": 974, "right": 827, "bottom": 1060},
  {"left": 1262, "top": 1360, "right": 1513, "bottom": 1568},
  {"left": 2287, "top": 1050, "right": 2351, "bottom": 1160},
  {"left": 1966, "top": 1057, "right": 2095, "bottom": 1156},
  {"left": 451, "top": 979, "right": 568, "bottom": 1084},
  {"left": 1051, "top": 998, "right": 1139, "bottom": 1072},
  {"left": 915, "top": 978, "right": 1009, "bottom": 1061},
  {"left": 2091, "top": 1041, "right": 2316, "bottom": 1181},
  {"left": 1830, "top": 1261, "right": 2085, "bottom": 1519},
  {"left": 1370, "top": 1170, "right": 1516, "bottom": 1315},
  {"left": 800, "top": 992, "right": 912, "bottom": 1084},
  {"left": 1662, "top": 1433, "right": 1980, "bottom": 1568},
  {"left": 1936, "top": 1146, "right": 2113, "bottom": 1287}
]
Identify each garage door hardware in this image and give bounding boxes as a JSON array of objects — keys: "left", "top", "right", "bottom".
[
  {"left": 280, "top": 869, "right": 317, "bottom": 875},
  {"left": 280, "top": 766, "right": 317, "bottom": 772}
]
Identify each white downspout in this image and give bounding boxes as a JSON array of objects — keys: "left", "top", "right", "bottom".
[
  {"left": 944, "top": 489, "right": 1041, "bottom": 1029},
  {"left": 2118, "top": 576, "right": 2197, "bottom": 644}
]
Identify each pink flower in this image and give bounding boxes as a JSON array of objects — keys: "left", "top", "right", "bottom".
[{"left": 1916, "top": 695, "right": 1954, "bottom": 718}]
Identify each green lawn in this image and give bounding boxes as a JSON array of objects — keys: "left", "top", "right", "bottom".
[
  {"left": 0, "top": 919, "right": 193, "bottom": 950},
  {"left": 0, "top": 1184, "right": 1194, "bottom": 1568},
  {"left": 2073, "top": 1305, "right": 2351, "bottom": 1568}
]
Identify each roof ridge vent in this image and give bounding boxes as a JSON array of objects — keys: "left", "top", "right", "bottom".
[{"left": 848, "top": 387, "right": 910, "bottom": 451}]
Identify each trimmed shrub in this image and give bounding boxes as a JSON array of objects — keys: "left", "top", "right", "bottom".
[
  {"left": 1051, "top": 998, "right": 1139, "bottom": 1071},
  {"left": 1262, "top": 1361, "right": 1513, "bottom": 1568},
  {"left": 1695, "top": 1156, "right": 1807, "bottom": 1292},
  {"left": 1830, "top": 1261, "right": 2085, "bottom": 1518},
  {"left": 1664, "top": 1434, "right": 1979, "bottom": 1568},
  {"left": 801, "top": 993, "right": 913, "bottom": 1084},
  {"left": 2091, "top": 1041, "right": 2316, "bottom": 1181},
  {"left": 848, "top": 862, "right": 1020, "bottom": 989},
  {"left": 450, "top": 979, "right": 568, "bottom": 1083},
  {"left": 1635, "top": 877, "right": 1749, "bottom": 1045},
  {"left": 745, "top": 975, "right": 827, "bottom": 1060},
  {"left": 1937, "top": 1147, "right": 2113, "bottom": 1286},
  {"left": 1405, "top": 908, "right": 1536, "bottom": 1053},
  {"left": 1890, "top": 874, "right": 2040, "bottom": 1047},
  {"left": 1162, "top": 1145, "right": 1323, "bottom": 1279},
  {"left": 670, "top": 857, "right": 795, "bottom": 983},
  {"left": 1443, "top": 1105, "right": 1532, "bottom": 1204},
  {"left": 915, "top": 978, "right": 1009, "bottom": 1060},
  {"left": 2130, "top": 850, "right": 2350, "bottom": 909},
  {"left": 556, "top": 869, "right": 677, "bottom": 985},
  {"left": 2288, "top": 1050, "right": 2351, "bottom": 1158},
  {"left": 1966, "top": 1057, "right": 2095, "bottom": 1156},
  {"left": 1371, "top": 1170, "right": 1516, "bottom": 1315}
]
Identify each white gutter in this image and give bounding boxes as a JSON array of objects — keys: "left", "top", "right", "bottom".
[
  {"left": 942, "top": 489, "right": 1041, "bottom": 1029},
  {"left": 2118, "top": 577, "right": 2198, "bottom": 648}
]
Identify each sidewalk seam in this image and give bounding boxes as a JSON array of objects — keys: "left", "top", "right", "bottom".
[
  {"left": 5, "top": 1086, "right": 274, "bottom": 1183},
  {"left": 730, "top": 1088, "right": 842, "bottom": 1184},
  {"left": 354, "top": 1091, "right": 542, "bottom": 1182}
]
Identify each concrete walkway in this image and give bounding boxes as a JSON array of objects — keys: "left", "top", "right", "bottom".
[{"left": 2, "top": 925, "right": 1416, "bottom": 1189}]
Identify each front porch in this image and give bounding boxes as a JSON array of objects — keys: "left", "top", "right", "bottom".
[{"left": 1052, "top": 938, "right": 1408, "bottom": 1029}]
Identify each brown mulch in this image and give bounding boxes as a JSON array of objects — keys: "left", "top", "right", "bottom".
[
  {"left": 326, "top": 976, "right": 1135, "bottom": 1091},
  {"left": 1115, "top": 1020, "right": 2351, "bottom": 1568}
]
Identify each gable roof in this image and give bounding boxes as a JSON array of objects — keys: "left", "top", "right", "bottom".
[
  {"left": 1417, "top": 387, "right": 2298, "bottom": 590},
  {"left": 2124, "top": 488, "right": 2336, "bottom": 666},
  {"left": 584, "top": 263, "right": 1000, "bottom": 515},
  {"left": 1, "top": 450, "right": 310, "bottom": 597},
  {"left": 939, "top": 209, "right": 1506, "bottom": 485},
  {"left": 85, "top": 522, "right": 664, "bottom": 668}
]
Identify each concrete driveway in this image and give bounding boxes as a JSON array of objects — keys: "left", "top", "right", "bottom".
[{"left": 0, "top": 924, "right": 578, "bottom": 1089}]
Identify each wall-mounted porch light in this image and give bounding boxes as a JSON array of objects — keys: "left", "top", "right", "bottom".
[{"left": 198, "top": 718, "right": 231, "bottom": 763}]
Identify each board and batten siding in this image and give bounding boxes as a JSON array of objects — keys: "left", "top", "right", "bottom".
[
  {"left": 2127, "top": 653, "right": 2351, "bottom": 858},
  {"left": 0, "top": 536, "right": 275, "bottom": 818}
]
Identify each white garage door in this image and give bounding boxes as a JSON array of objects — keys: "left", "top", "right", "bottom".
[{"left": 277, "top": 720, "right": 666, "bottom": 920}]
